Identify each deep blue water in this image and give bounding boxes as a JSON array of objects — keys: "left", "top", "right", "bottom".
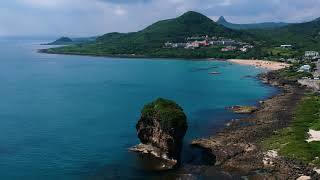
[{"left": 0, "top": 38, "right": 277, "bottom": 180}]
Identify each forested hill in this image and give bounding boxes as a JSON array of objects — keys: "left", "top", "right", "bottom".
[
  {"left": 96, "top": 11, "right": 251, "bottom": 46},
  {"left": 43, "top": 37, "right": 73, "bottom": 45},
  {"left": 44, "top": 11, "right": 255, "bottom": 58},
  {"left": 249, "top": 17, "right": 320, "bottom": 51},
  {"left": 43, "top": 11, "right": 320, "bottom": 59},
  {"left": 217, "top": 16, "right": 290, "bottom": 30}
]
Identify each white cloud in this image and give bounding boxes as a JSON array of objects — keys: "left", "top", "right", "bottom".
[
  {"left": 1, "top": 0, "right": 320, "bottom": 36},
  {"left": 21, "top": 0, "right": 68, "bottom": 8},
  {"left": 218, "top": 0, "right": 232, "bottom": 6},
  {"left": 114, "top": 6, "right": 126, "bottom": 16}
]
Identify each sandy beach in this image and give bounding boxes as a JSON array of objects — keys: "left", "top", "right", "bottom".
[{"left": 228, "top": 59, "right": 290, "bottom": 70}]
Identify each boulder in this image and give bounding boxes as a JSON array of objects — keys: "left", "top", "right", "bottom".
[{"left": 130, "top": 98, "right": 188, "bottom": 169}]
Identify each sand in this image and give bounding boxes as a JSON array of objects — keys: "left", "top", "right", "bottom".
[
  {"left": 307, "top": 129, "right": 320, "bottom": 143},
  {"left": 297, "top": 176, "right": 311, "bottom": 180},
  {"left": 228, "top": 59, "right": 290, "bottom": 71}
]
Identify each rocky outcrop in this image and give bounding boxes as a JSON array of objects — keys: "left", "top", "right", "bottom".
[
  {"left": 298, "top": 79, "right": 320, "bottom": 92},
  {"left": 228, "top": 105, "right": 258, "bottom": 114},
  {"left": 130, "top": 98, "right": 188, "bottom": 170}
]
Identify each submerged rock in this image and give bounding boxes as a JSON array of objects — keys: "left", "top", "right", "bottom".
[{"left": 130, "top": 98, "right": 188, "bottom": 169}]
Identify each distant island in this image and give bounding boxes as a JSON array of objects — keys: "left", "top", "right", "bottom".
[{"left": 40, "top": 11, "right": 320, "bottom": 61}]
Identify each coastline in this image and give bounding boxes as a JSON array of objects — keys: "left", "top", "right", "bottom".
[
  {"left": 189, "top": 70, "right": 312, "bottom": 179},
  {"left": 39, "top": 49, "right": 291, "bottom": 67},
  {"left": 228, "top": 59, "right": 291, "bottom": 70},
  {"left": 40, "top": 48, "right": 304, "bottom": 178},
  {"left": 39, "top": 49, "right": 228, "bottom": 61}
]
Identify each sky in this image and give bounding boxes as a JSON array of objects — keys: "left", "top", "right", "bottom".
[{"left": 1, "top": 0, "right": 320, "bottom": 37}]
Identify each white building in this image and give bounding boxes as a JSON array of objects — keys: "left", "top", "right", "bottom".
[
  {"left": 165, "top": 42, "right": 187, "bottom": 48},
  {"left": 298, "top": 65, "right": 311, "bottom": 73},
  {"left": 286, "top": 58, "right": 298, "bottom": 63},
  {"left": 221, "top": 46, "right": 236, "bottom": 52},
  {"left": 280, "top": 45, "right": 293, "bottom": 49},
  {"left": 240, "top": 47, "right": 248, "bottom": 52},
  {"left": 240, "top": 45, "right": 254, "bottom": 52},
  {"left": 305, "top": 51, "right": 319, "bottom": 57},
  {"left": 185, "top": 42, "right": 200, "bottom": 49}
]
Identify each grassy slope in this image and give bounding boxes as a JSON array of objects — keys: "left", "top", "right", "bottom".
[{"left": 262, "top": 94, "right": 320, "bottom": 165}]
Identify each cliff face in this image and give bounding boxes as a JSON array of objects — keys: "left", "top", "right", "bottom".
[{"left": 131, "top": 98, "right": 188, "bottom": 169}]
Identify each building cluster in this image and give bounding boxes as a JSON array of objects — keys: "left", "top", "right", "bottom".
[
  {"left": 297, "top": 61, "right": 320, "bottom": 92},
  {"left": 164, "top": 35, "right": 253, "bottom": 52},
  {"left": 305, "top": 51, "right": 320, "bottom": 60},
  {"left": 279, "top": 49, "right": 320, "bottom": 63}
]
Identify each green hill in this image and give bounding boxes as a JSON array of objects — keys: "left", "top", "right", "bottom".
[
  {"left": 43, "top": 36, "right": 97, "bottom": 45},
  {"left": 43, "top": 37, "right": 73, "bottom": 45},
  {"left": 217, "top": 16, "right": 290, "bottom": 30},
  {"left": 44, "top": 11, "right": 255, "bottom": 58},
  {"left": 250, "top": 17, "right": 320, "bottom": 52},
  {"left": 40, "top": 12, "right": 320, "bottom": 59}
]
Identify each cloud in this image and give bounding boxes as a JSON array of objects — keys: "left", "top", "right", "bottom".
[
  {"left": 21, "top": 0, "right": 69, "bottom": 8},
  {"left": 1, "top": 0, "right": 320, "bottom": 37},
  {"left": 114, "top": 6, "right": 126, "bottom": 16},
  {"left": 99, "top": 0, "right": 152, "bottom": 4}
]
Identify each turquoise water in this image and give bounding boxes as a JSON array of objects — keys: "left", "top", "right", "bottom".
[{"left": 0, "top": 38, "right": 277, "bottom": 179}]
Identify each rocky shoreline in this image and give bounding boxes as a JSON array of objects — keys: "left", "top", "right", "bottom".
[{"left": 190, "top": 70, "right": 318, "bottom": 179}]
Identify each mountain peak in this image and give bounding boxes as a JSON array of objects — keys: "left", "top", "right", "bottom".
[
  {"left": 217, "top": 16, "right": 227, "bottom": 23},
  {"left": 181, "top": 11, "right": 204, "bottom": 17},
  {"left": 178, "top": 11, "right": 214, "bottom": 23}
]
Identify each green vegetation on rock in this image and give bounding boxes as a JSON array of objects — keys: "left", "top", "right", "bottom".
[
  {"left": 141, "top": 98, "right": 187, "bottom": 131},
  {"left": 262, "top": 94, "right": 320, "bottom": 165}
]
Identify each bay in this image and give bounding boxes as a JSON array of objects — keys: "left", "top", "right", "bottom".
[{"left": 0, "top": 38, "right": 276, "bottom": 179}]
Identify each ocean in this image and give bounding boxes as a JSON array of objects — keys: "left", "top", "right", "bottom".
[{"left": 0, "top": 38, "right": 277, "bottom": 179}]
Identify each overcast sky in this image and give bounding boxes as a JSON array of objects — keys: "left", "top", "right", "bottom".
[{"left": 1, "top": 0, "right": 320, "bottom": 37}]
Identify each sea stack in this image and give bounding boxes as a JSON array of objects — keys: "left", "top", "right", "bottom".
[{"left": 130, "top": 98, "right": 188, "bottom": 170}]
